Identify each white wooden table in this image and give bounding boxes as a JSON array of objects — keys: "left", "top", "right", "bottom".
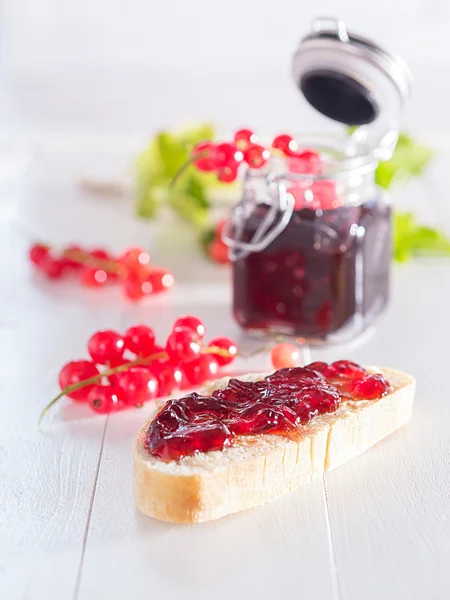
[{"left": 1, "top": 141, "right": 450, "bottom": 600}]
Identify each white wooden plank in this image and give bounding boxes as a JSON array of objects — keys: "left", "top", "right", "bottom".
[
  {"left": 76, "top": 410, "right": 337, "bottom": 600},
  {"left": 0, "top": 219, "right": 123, "bottom": 599},
  {"left": 322, "top": 264, "right": 450, "bottom": 599}
]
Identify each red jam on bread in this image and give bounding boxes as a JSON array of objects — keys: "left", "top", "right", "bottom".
[{"left": 145, "top": 360, "right": 391, "bottom": 462}]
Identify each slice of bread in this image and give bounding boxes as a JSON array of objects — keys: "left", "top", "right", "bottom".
[{"left": 133, "top": 367, "right": 415, "bottom": 523}]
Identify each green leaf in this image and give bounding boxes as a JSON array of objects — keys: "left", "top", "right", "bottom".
[
  {"left": 199, "top": 226, "right": 216, "bottom": 257},
  {"left": 184, "top": 173, "right": 209, "bottom": 209},
  {"left": 393, "top": 211, "right": 450, "bottom": 262},
  {"left": 167, "top": 192, "right": 209, "bottom": 227},
  {"left": 135, "top": 123, "right": 217, "bottom": 221},
  {"left": 375, "top": 132, "right": 434, "bottom": 190},
  {"left": 155, "top": 131, "right": 190, "bottom": 178},
  {"left": 136, "top": 184, "right": 166, "bottom": 219}
]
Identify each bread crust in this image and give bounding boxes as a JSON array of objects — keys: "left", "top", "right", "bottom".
[{"left": 133, "top": 367, "right": 415, "bottom": 523}]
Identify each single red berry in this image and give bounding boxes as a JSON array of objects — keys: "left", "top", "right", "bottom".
[
  {"left": 29, "top": 243, "right": 50, "bottom": 266},
  {"left": 234, "top": 128, "right": 257, "bottom": 149},
  {"left": 116, "top": 367, "right": 159, "bottom": 406},
  {"left": 58, "top": 360, "right": 100, "bottom": 402},
  {"left": 122, "top": 272, "right": 147, "bottom": 301},
  {"left": 271, "top": 343, "right": 301, "bottom": 370},
  {"left": 184, "top": 355, "right": 219, "bottom": 386},
  {"left": 173, "top": 315, "right": 205, "bottom": 340},
  {"left": 124, "top": 325, "right": 156, "bottom": 356},
  {"left": 351, "top": 374, "right": 391, "bottom": 400},
  {"left": 217, "top": 164, "right": 238, "bottom": 183},
  {"left": 209, "top": 238, "right": 229, "bottom": 264},
  {"left": 272, "top": 134, "right": 297, "bottom": 155},
  {"left": 87, "top": 384, "right": 122, "bottom": 413},
  {"left": 87, "top": 330, "right": 125, "bottom": 365},
  {"left": 215, "top": 142, "right": 243, "bottom": 169},
  {"left": 193, "top": 141, "right": 218, "bottom": 172},
  {"left": 119, "top": 247, "right": 150, "bottom": 271},
  {"left": 166, "top": 327, "right": 201, "bottom": 362},
  {"left": 207, "top": 337, "right": 237, "bottom": 366},
  {"left": 81, "top": 267, "right": 109, "bottom": 287},
  {"left": 146, "top": 268, "right": 174, "bottom": 293},
  {"left": 40, "top": 257, "right": 65, "bottom": 280},
  {"left": 243, "top": 144, "right": 270, "bottom": 169},
  {"left": 297, "top": 150, "right": 321, "bottom": 173},
  {"left": 150, "top": 360, "right": 186, "bottom": 396},
  {"left": 107, "top": 358, "right": 130, "bottom": 386}
]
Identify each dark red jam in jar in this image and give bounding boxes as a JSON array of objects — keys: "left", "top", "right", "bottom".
[
  {"left": 226, "top": 136, "right": 391, "bottom": 342},
  {"left": 145, "top": 361, "right": 392, "bottom": 461}
]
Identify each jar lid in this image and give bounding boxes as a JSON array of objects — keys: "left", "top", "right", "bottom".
[{"left": 292, "top": 17, "right": 412, "bottom": 127}]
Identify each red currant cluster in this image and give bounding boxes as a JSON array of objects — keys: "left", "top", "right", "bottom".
[
  {"left": 29, "top": 243, "right": 174, "bottom": 301},
  {"left": 49, "top": 316, "right": 238, "bottom": 417},
  {"left": 192, "top": 129, "right": 321, "bottom": 183}
]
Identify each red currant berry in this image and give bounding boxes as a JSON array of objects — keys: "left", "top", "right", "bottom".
[
  {"left": 29, "top": 243, "right": 50, "bottom": 266},
  {"left": 243, "top": 144, "right": 270, "bottom": 169},
  {"left": 150, "top": 360, "right": 185, "bottom": 396},
  {"left": 124, "top": 325, "right": 156, "bottom": 356},
  {"left": 217, "top": 164, "right": 238, "bottom": 183},
  {"left": 81, "top": 267, "right": 109, "bottom": 287},
  {"left": 207, "top": 337, "right": 238, "bottom": 366},
  {"left": 166, "top": 327, "right": 201, "bottom": 362},
  {"left": 173, "top": 315, "right": 205, "bottom": 340},
  {"left": 119, "top": 247, "right": 150, "bottom": 271},
  {"left": 41, "top": 257, "right": 65, "bottom": 279},
  {"left": 116, "top": 367, "right": 159, "bottom": 406},
  {"left": 234, "top": 128, "right": 257, "bottom": 149},
  {"left": 351, "top": 374, "right": 391, "bottom": 400},
  {"left": 215, "top": 142, "right": 243, "bottom": 169},
  {"left": 146, "top": 268, "right": 174, "bottom": 293},
  {"left": 184, "top": 355, "right": 219, "bottom": 386},
  {"left": 209, "top": 238, "right": 229, "bottom": 263},
  {"left": 106, "top": 358, "right": 130, "bottom": 386},
  {"left": 58, "top": 360, "right": 100, "bottom": 402},
  {"left": 297, "top": 150, "right": 321, "bottom": 173},
  {"left": 87, "top": 330, "right": 125, "bottom": 365},
  {"left": 122, "top": 272, "right": 147, "bottom": 301},
  {"left": 193, "top": 141, "right": 218, "bottom": 172},
  {"left": 271, "top": 343, "right": 300, "bottom": 370},
  {"left": 272, "top": 134, "right": 297, "bottom": 155},
  {"left": 87, "top": 385, "right": 122, "bottom": 413}
]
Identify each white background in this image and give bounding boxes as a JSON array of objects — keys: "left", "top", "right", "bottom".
[{"left": 0, "top": 1, "right": 449, "bottom": 137}]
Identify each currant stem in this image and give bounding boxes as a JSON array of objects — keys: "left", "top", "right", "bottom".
[
  {"left": 63, "top": 249, "right": 126, "bottom": 276},
  {"left": 170, "top": 152, "right": 207, "bottom": 189},
  {"left": 38, "top": 351, "right": 167, "bottom": 427}
]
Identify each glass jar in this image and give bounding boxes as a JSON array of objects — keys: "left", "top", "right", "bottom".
[
  {"left": 226, "top": 134, "right": 390, "bottom": 343},
  {"left": 224, "top": 17, "right": 411, "bottom": 344}
]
